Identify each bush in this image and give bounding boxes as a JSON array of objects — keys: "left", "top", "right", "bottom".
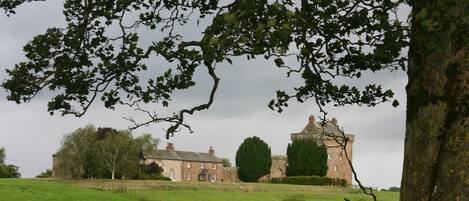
[
  {"left": 0, "top": 164, "right": 21, "bottom": 178},
  {"left": 286, "top": 140, "right": 327, "bottom": 177},
  {"left": 271, "top": 176, "right": 347, "bottom": 187},
  {"left": 139, "top": 174, "right": 171, "bottom": 181},
  {"left": 36, "top": 169, "right": 53, "bottom": 178},
  {"left": 235, "top": 136, "right": 271, "bottom": 182},
  {"left": 138, "top": 162, "right": 170, "bottom": 180},
  {"left": 387, "top": 186, "right": 400, "bottom": 192}
]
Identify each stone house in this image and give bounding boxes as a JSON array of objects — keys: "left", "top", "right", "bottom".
[
  {"left": 269, "top": 115, "right": 355, "bottom": 186},
  {"left": 145, "top": 143, "right": 238, "bottom": 182}
]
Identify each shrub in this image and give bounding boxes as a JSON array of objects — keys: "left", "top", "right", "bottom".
[
  {"left": 271, "top": 176, "right": 347, "bottom": 187},
  {"left": 235, "top": 136, "right": 271, "bottom": 182},
  {"left": 36, "top": 169, "right": 53, "bottom": 178},
  {"left": 286, "top": 140, "right": 327, "bottom": 177},
  {"left": 138, "top": 162, "right": 170, "bottom": 180},
  {"left": 0, "top": 164, "right": 21, "bottom": 178}
]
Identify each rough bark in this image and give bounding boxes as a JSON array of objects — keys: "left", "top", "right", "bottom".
[{"left": 401, "top": 0, "right": 469, "bottom": 200}]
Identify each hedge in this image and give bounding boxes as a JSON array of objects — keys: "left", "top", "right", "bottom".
[
  {"left": 139, "top": 174, "right": 172, "bottom": 181},
  {"left": 270, "top": 176, "right": 347, "bottom": 187}
]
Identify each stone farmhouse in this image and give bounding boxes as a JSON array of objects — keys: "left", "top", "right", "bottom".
[
  {"left": 268, "top": 115, "right": 355, "bottom": 186},
  {"left": 145, "top": 143, "right": 238, "bottom": 182}
]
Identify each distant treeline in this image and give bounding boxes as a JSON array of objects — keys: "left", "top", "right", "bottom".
[{"left": 0, "top": 147, "right": 20, "bottom": 178}]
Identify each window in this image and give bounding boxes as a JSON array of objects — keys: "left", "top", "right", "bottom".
[
  {"left": 327, "top": 154, "right": 331, "bottom": 160},
  {"left": 333, "top": 165, "right": 337, "bottom": 171},
  {"left": 185, "top": 172, "right": 191, "bottom": 181},
  {"left": 169, "top": 169, "right": 175, "bottom": 180},
  {"left": 200, "top": 163, "right": 205, "bottom": 169},
  {"left": 212, "top": 163, "right": 217, "bottom": 170},
  {"left": 186, "top": 162, "right": 191, "bottom": 168}
]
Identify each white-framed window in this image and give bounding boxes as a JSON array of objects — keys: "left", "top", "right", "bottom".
[
  {"left": 328, "top": 154, "right": 331, "bottom": 160},
  {"left": 185, "top": 172, "right": 191, "bottom": 181},
  {"left": 200, "top": 163, "right": 205, "bottom": 169},
  {"left": 169, "top": 169, "right": 175, "bottom": 180},
  {"left": 212, "top": 163, "right": 217, "bottom": 170},
  {"left": 186, "top": 162, "right": 191, "bottom": 168}
]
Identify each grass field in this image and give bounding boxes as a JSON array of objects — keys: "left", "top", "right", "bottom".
[{"left": 0, "top": 179, "right": 398, "bottom": 201}]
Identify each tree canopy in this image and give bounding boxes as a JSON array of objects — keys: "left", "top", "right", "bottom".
[
  {"left": 55, "top": 125, "right": 159, "bottom": 179},
  {"left": 286, "top": 139, "right": 328, "bottom": 177},
  {"left": 2, "top": 0, "right": 469, "bottom": 200},
  {"left": 1, "top": 0, "right": 407, "bottom": 138},
  {"left": 235, "top": 136, "right": 271, "bottom": 182}
]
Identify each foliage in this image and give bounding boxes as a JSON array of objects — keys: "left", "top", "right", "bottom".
[
  {"left": 96, "top": 130, "right": 137, "bottom": 180},
  {"left": 36, "top": 169, "right": 53, "bottom": 178},
  {"left": 56, "top": 125, "right": 100, "bottom": 178},
  {"left": 0, "top": 147, "right": 5, "bottom": 164},
  {"left": 0, "top": 147, "right": 21, "bottom": 178},
  {"left": 271, "top": 176, "right": 347, "bottom": 187},
  {"left": 0, "top": 164, "right": 21, "bottom": 178},
  {"left": 1, "top": 0, "right": 408, "bottom": 138},
  {"left": 222, "top": 158, "right": 232, "bottom": 168},
  {"left": 387, "top": 187, "right": 400, "bottom": 192},
  {"left": 138, "top": 162, "right": 169, "bottom": 180},
  {"left": 286, "top": 140, "right": 328, "bottom": 177},
  {"left": 55, "top": 126, "right": 158, "bottom": 179},
  {"left": 235, "top": 136, "right": 271, "bottom": 182}
]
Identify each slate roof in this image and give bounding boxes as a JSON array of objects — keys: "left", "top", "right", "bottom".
[{"left": 146, "top": 150, "right": 223, "bottom": 163}]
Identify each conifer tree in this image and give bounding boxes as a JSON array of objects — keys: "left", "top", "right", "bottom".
[{"left": 235, "top": 136, "right": 271, "bottom": 182}]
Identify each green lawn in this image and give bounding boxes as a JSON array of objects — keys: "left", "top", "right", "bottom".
[{"left": 0, "top": 179, "right": 398, "bottom": 201}]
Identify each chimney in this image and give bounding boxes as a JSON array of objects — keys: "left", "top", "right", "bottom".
[
  {"left": 331, "top": 117, "right": 338, "bottom": 125},
  {"left": 166, "top": 143, "right": 175, "bottom": 151},
  {"left": 209, "top": 146, "right": 215, "bottom": 155},
  {"left": 308, "top": 115, "right": 316, "bottom": 124}
]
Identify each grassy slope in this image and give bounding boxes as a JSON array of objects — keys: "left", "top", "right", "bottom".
[
  {"left": 0, "top": 179, "right": 133, "bottom": 201},
  {"left": 0, "top": 179, "right": 398, "bottom": 201}
]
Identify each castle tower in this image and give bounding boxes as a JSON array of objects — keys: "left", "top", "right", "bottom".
[{"left": 290, "top": 115, "right": 355, "bottom": 186}]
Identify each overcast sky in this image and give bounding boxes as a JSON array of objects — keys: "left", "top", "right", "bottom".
[{"left": 0, "top": 1, "right": 408, "bottom": 189}]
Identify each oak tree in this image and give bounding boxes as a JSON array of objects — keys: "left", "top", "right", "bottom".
[{"left": 1, "top": 0, "right": 468, "bottom": 200}]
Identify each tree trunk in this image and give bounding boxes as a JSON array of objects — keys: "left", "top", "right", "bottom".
[
  {"left": 401, "top": 0, "right": 469, "bottom": 200},
  {"left": 111, "top": 170, "right": 115, "bottom": 180}
]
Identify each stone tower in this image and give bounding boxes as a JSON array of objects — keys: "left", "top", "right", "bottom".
[
  {"left": 291, "top": 115, "right": 355, "bottom": 186},
  {"left": 269, "top": 115, "right": 355, "bottom": 186}
]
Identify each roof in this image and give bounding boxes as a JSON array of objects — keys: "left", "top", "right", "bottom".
[
  {"left": 301, "top": 121, "right": 341, "bottom": 134},
  {"left": 146, "top": 150, "right": 223, "bottom": 163},
  {"left": 291, "top": 116, "right": 355, "bottom": 141}
]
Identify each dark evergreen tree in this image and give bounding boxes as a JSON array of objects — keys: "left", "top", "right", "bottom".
[
  {"left": 235, "top": 136, "right": 271, "bottom": 182},
  {"left": 287, "top": 139, "right": 327, "bottom": 177}
]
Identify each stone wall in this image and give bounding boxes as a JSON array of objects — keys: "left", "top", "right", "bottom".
[
  {"left": 220, "top": 167, "right": 239, "bottom": 182},
  {"left": 146, "top": 158, "right": 236, "bottom": 182},
  {"left": 269, "top": 134, "right": 354, "bottom": 186},
  {"left": 270, "top": 155, "right": 287, "bottom": 178},
  {"left": 323, "top": 138, "right": 354, "bottom": 186},
  {"left": 147, "top": 159, "right": 183, "bottom": 181}
]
